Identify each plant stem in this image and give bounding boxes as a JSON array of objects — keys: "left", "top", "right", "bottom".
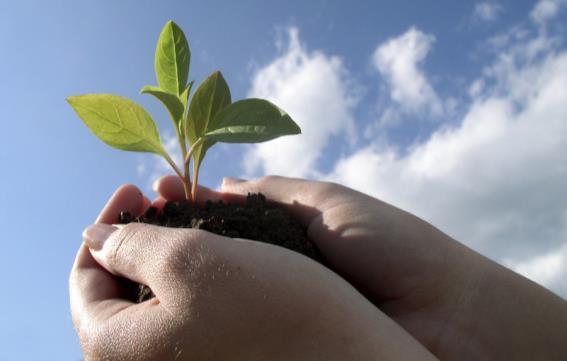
[
  {"left": 162, "top": 151, "right": 191, "bottom": 200},
  {"left": 184, "top": 137, "right": 206, "bottom": 201},
  {"left": 175, "top": 125, "right": 192, "bottom": 201},
  {"left": 172, "top": 120, "right": 188, "bottom": 170},
  {"left": 191, "top": 161, "right": 200, "bottom": 203},
  {"left": 181, "top": 177, "right": 191, "bottom": 201},
  {"left": 177, "top": 128, "right": 188, "bottom": 160},
  {"left": 184, "top": 137, "right": 205, "bottom": 167},
  {"left": 182, "top": 161, "right": 191, "bottom": 202}
]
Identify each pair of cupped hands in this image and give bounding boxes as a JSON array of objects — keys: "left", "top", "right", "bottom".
[{"left": 70, "top": 175, "right": 567, "bottom": 361}]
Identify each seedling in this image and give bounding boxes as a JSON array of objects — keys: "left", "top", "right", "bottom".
[{"left": 68, "top": 21, "right": 300, "bottom": 201}]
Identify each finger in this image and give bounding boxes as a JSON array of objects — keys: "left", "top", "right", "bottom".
[
  {"left": 221, "top": 175, "right": 361, "bottom": 227},
  {"left": 153, "top": 174, "right": 225, "bottom": 204},
  {"left": 142, "top": 196, "right": 152, "bottom": 213},
  {"left": 73, "top": 184, "right": 146, "bottom": 305},
  {"left": 152, "top": 196, "right": 168, "bottom": 211},
  {"left": 70, "top": 244, "right": 132, "bottom": 325},
  {"left": 222, "top": 176, "right": 478, "bottom": 306},
  {"left": 95, "top": 184, "right": 146, "bottom": 224},
  {"left": 71, "top": 184, "right": 146, "bottom": 327},
  {"left": 152, "top": 174, "right": 184, "bottom": 200},
  {"left": 82, "top": 222, "right": 207, "bottom": 303}
]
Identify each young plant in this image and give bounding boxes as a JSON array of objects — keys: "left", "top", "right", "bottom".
[{"left": 67, "top": 20, "right": 300, "bottom": 201}]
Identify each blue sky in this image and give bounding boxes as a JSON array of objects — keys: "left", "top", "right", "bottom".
[{"left": 1, "top": 0, "right": 566, "bottom": 359}]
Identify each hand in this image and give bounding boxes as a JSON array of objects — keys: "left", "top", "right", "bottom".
[
  {"left": 69, "top": 184, "right": 439, "bottom": 360},
  {"left": 157, "top": 175, "right": 567, "bottom": 361}
]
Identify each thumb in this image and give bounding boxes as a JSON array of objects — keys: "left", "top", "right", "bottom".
[
  {"left": 82, "top": 222, "right": 203, "bottom": 301},
  {"left": 221, "top": 175, "right": 359, "bottom": 228}
]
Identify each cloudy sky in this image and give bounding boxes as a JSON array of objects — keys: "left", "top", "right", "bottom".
[
  {"left": 244, "top": 1, "right": 567, "bottom": 297},
  {"left": 0, "top": 0, "right": 566, "bottom": 359}
]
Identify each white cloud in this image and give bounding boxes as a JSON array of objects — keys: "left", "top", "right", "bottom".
[
  {"left": 530, "top": 0, "right": 566, "bottom": 24},
  {"left": 486, "top": 26, "right": 530, "bottom": 52},
  {"left": 468, "top": 79, "right": 485, "bottom": 97},
  {"left": 473, "top": 2, "right": 502, "bottom": 21},
  {"left": 372, "top": 27, "right": 443, "bottom": 117},
  {"left": 245, "top": 27, "right": 357, "bottom": 178},
  {"left": 329, "top": 29, "right": 567, "bottom": 298},
  {"left": 242, "top": 18, "right": 567, "bottom": 298}
]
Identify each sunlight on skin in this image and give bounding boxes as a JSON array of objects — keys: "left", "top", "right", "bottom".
[
  {"left": 70, "top": 180, "right": 440, "bottom": 360},
  {"left": 216, "top": 175, "right": 567, "bottom": 361}
]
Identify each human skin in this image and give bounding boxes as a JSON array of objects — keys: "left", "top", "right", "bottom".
[
  {"left": 70, "top": 184, "right": 439, "bottom": 360},
  {"left": 191, "top": 175, "right": 567, "bottom": 361},
  {"left": 151, "top": 174, "right": 567, "bottom": 360}
]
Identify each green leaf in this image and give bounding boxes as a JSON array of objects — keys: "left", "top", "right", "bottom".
[
  {"left": 185, "top": 71, "right": 231, "bottom": 168},
  {"left": 140, "top": 85, "right": 185, "bottom": 126},
  {"left": 67, "top": 94, "right": 166, "bottom": 155},
  {"left": 185, "top": 71, "right": 231, "bottom": 141},
  {"left": 155, "top": 20, "right": 190, "bottom": 95},
  {"left": 180, "top": 80, "right": 194, "bottom": 108},
  {"left": 205, "top": 98, "right": 301, "bottom": 143},
  {"left": 178, "top": 81, "right": 194, "bottom": 136}
]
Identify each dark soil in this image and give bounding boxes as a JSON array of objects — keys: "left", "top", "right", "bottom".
[{"left": 118, "top": 193, "right": 325, "bottom": 303}]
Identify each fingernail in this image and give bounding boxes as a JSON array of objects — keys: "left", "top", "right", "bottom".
[
  {"left": 82, "top": 224, "right": 117, "bottom": 251},
  {"left": 222, "top": 177, "right": 246, "bottom": 186},
  {"left": 152, "top": 179, "right": 159, "bottom": 192}
]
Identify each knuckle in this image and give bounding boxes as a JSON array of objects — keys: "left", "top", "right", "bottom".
[
  {"left": 158, "top": 239, "right": 188, "bottom": 273},
  {"left": 309, "top": 181, "right": 356, "bottom": 210},
  {"left": 158, "top": 229, "right": 211, "bottom": 275},
  {"left": 118, "top": 222, "right": 147, "bottom": 237},
  {"left": 256, "top": 175, "right": 283, "bottom": 187},
  {"left": 313, "top": 180, "right": 342, "bottom": 198},
  {"left": 107, "top": 223, "right": 147, "bottom": 268}
]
